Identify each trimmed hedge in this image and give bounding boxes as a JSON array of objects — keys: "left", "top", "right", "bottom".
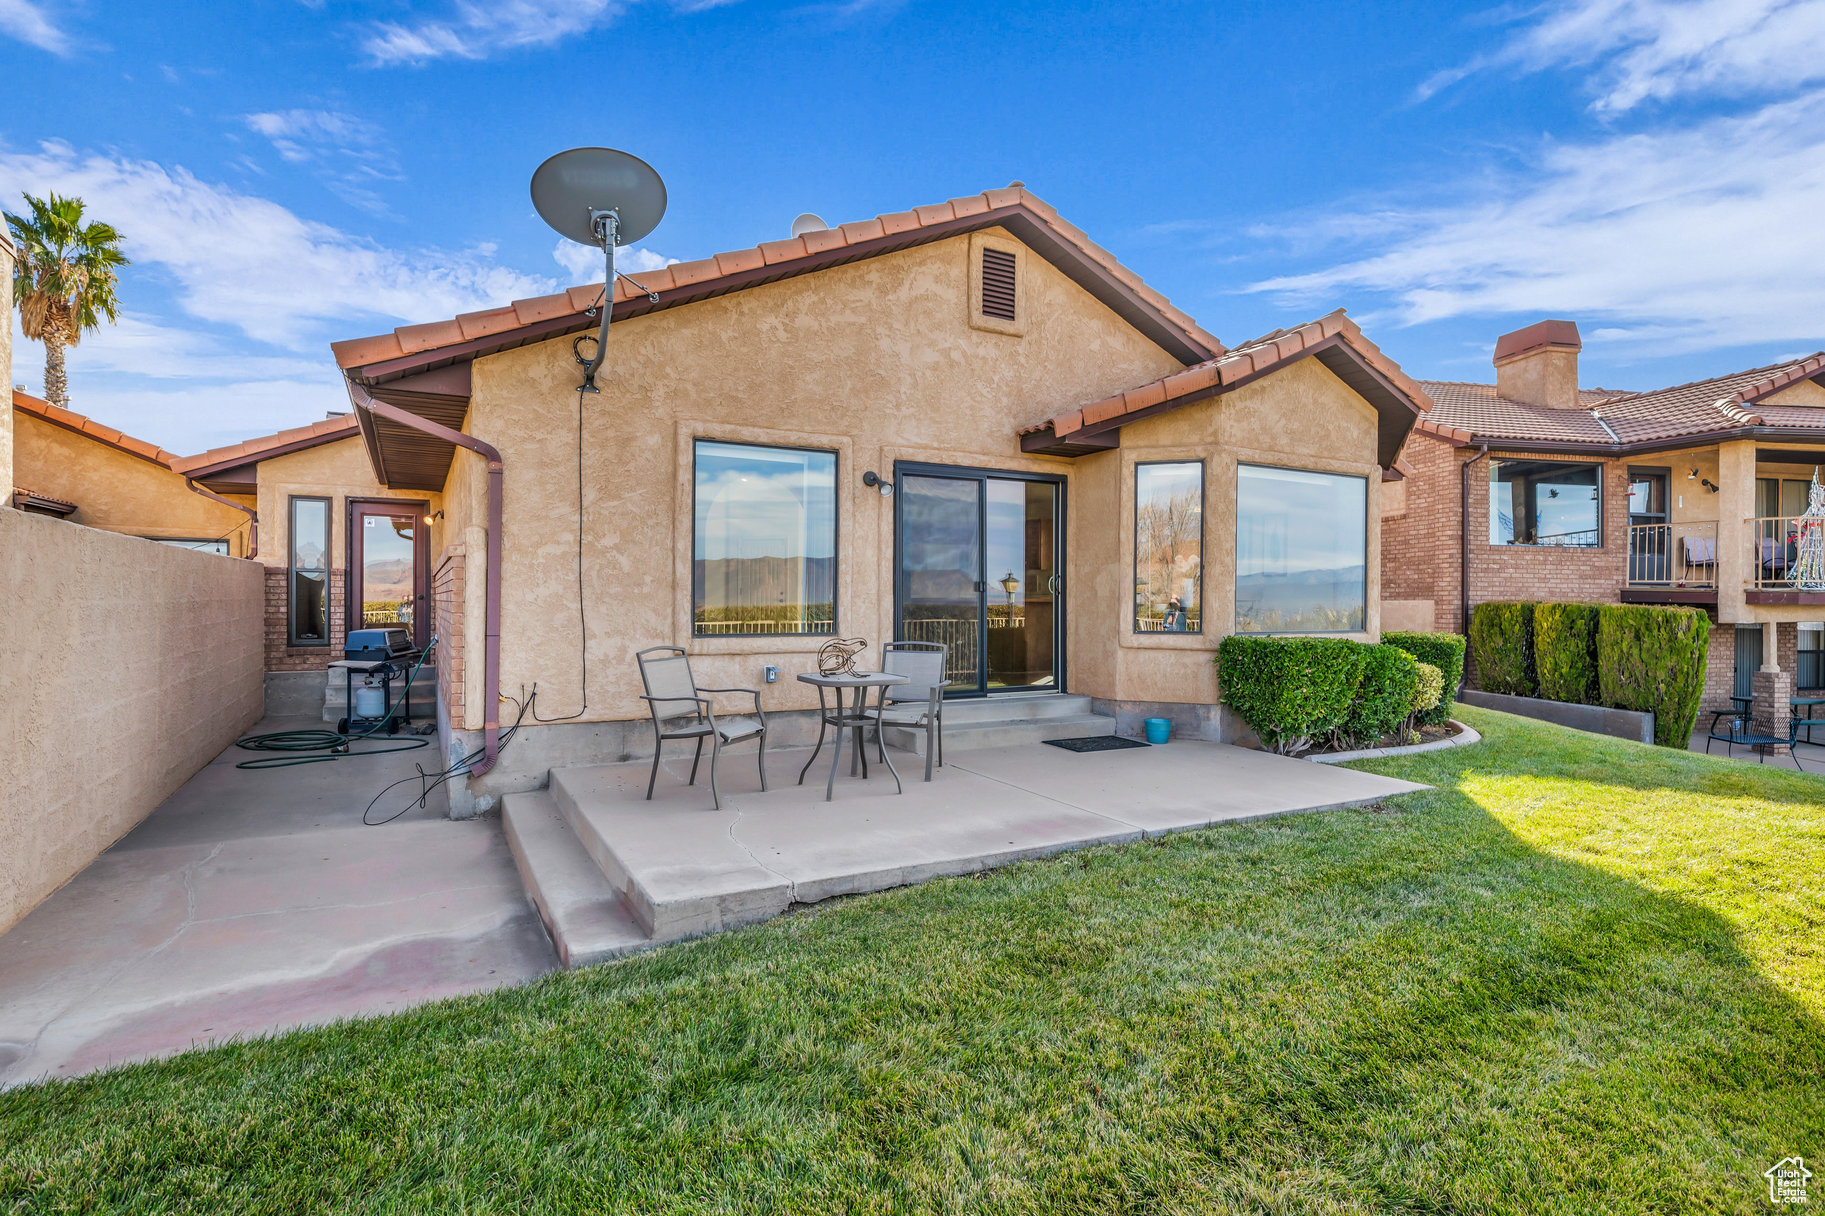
[
  {"left": 1469, "top": 602, "right": 1537, "bottom": 696},
  {"left": 1412, "top": 662, "right": 1445, "bottom": 721},
  {"left": 1534, "top": 602, "right": 1602, "bottom": 705},
  {"left": 1217, "top": 636, "right": 1365, "bottom": 755},
  {"left": 1597, "top": 605, "right": 1712, "bottom": 747},
  {"left": 1340, "top": 645, "right": 1421, "bottom": 748},
  {"left": 1382, "top": 631, "right": 1467, "bottom": 726}
]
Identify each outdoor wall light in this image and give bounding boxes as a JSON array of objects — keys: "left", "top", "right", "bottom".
[
  {"left": 424, "top": 510, "right": 445, "bottom": 523},
  {"left": 1701, "top": 478, "right": 1720, "bottom": 493},
  {"left": 862, "top": 470, "right": 894, "bottom": 497}
]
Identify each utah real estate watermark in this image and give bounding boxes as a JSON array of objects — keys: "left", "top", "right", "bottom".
[{"left": 1766, "top": 1157, "right": 1811, "bottom": 1206}]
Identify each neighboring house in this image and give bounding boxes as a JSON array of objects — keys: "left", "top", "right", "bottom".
[
  {"left": 1381, "top": 319, "right": 1825, "bottom": 711},
  {"left": 324, "top": 185, "right": 1432, "bottom": 810},
  {"left": 169, "top": 414, "right": 438, "bottom": 711},
  {"left": 9, "top": 388, "right": 253, "bottom": 556}
]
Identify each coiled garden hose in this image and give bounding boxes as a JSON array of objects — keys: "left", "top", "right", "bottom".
[{"left": 234, "top": 638, "right": 438, "bottom": 769}]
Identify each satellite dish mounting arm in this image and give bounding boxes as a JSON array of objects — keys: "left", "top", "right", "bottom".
[{"left": 576, "top": 209, "right": 621, "bottom": 394}]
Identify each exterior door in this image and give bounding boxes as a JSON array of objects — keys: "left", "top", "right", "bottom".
[
  {"left": 1734, "top": 625, "right": 1763, "bottom": 702},
  {"left": 348, "top": 500, "right": 430, "bottom": 648},
  {"left": 1627, "top": 468, "right": 1670, "bottom": 583},
  {"left": 895, "top": 465, "right": 1063, "bottom": 696}
]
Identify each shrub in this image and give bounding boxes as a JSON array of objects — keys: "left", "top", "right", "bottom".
[
  {"left": 1468, "top": 602, "right": 1536, "bottom": 695},
  {"left": 1382, "top": 630, "right": 1466, "bottom": 725},
  {"left": 1340, "top": 644, "right": 1421, "bottom": 748},
  {"left": 1217, "top": 636, "right": 1366, "bottom": 755},
  {"left": 1597, "top": 605, "right": 1712, "bottom": 747},
  {"left": 1534, "top": 602, "right": 1602, "bottom": 704},
  {"left": 1412, "top": 661, "right": 1445, "bottom": 718}
]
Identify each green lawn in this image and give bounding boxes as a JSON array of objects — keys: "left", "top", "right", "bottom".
[{"left": 3, "top": 705, "right": 1822, "bottom": 1214}]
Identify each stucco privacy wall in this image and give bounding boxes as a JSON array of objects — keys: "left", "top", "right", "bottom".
[
  {"left": 448, "top": 229, "right": 1180, "bottom": 745},
  {"left": 0, "top": 231, "right": 12, "bottom": 480},
  {"left": 12, "top": 410, "right": 250, "bottom": 552},
  {"left": 0, "top": 509, "right": 264, "bottom": 933}
]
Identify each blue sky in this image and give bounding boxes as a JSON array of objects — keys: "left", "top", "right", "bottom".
[{"left": 3, "top": 0, "right": 1823, "bottom": 453}]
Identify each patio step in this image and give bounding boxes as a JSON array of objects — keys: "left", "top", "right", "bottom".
[
  {"left": 883, "top": 694, "right": 1115, "bottom": 755},
  {"left": 548, "top": 766, "right": 793, "bottom": 942},
  {"left": 501, "top": 790, "right": 650, "bottom": 969}
]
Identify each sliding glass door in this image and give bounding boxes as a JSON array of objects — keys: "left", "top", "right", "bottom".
[{"left": 896, "top": 464, "right": 1063, "bottom": 695}]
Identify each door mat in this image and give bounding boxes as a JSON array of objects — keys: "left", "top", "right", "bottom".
[{"left": 1042, "top": 735, "right": 1150, "bottom": 753}]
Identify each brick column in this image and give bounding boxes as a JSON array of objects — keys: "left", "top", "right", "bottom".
[{"left": 1752, "top": 622, "right": 1791, "bottom": 756}]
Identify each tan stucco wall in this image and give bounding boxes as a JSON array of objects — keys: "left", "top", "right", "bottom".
[
  {"left": 254, "top": 433, "right": 434, "bottom": 570},
  {"left": 12, "top": 411, "right": 251, "bottom": 554},
  {"left": 0, "top": 508, "right": 264, "bottom": 933},
  {"left": 1, "top": 233, "right": 13, "bottom": 484},
  {"left": 1765, "top": 380, "right": 1825, "bottom": 407},
  {"left": 453, "top": 229, "right": 1390, "bottom": 732},
  {"left": 1069, "top": 356, "right": 1383, "bottom": 708}
]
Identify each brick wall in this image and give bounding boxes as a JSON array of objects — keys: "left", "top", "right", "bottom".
[
  {"left": 1702, "top": 618, "right": 1736, "bottom": 712},
  {"left": 1381, "top": 432, "right": 1461, "bottom": 630},
  {"left": 263, "top": 565, "right": 347, "bottom": 672},
  {"left": 431, "top": 545, "right": 465, "bottom": 728},
  {"left": 1384, "top": 439, "right": 1631, "bottom": 631}
]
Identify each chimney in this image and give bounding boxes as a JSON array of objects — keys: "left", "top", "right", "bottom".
[{"left": 1494, "top": 319, "right": 1581, "bottom": 409}]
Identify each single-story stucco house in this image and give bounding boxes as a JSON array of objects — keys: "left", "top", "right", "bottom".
[
  {"left": 10, "top": 388, "right": 253, "bottom": 555},
  {"left": 314, "top": 184, "right": 1433, "bottom": 812}
]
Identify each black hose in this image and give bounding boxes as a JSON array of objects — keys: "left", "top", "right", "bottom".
[{"left": 234, "top": 639, "right": 438, "bottom": 769}]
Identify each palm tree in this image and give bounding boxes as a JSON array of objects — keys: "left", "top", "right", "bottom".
[{"left": 4, "top": 192, "right": 129, "bottom": 410}]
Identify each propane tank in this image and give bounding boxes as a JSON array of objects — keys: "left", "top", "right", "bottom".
[{"left": 355, "top": 679, "right": 388, "bottom": 720}]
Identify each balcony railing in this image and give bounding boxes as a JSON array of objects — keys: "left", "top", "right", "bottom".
[
  {"left": 1748, "top": 515, "right": 1825, "bottom": 590},
  {"left": 1625, "top": 521, "right": 1718, "bottom": 588}
]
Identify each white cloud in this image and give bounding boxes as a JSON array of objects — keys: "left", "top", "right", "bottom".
[
  {"left": 242, "top": 108, "right": 402, "bottom": 214},
  {"left": 1423, "top": 0, "right": 1825, "bottom": 113},
  {"left": 551, "top": 238, "right": 677, "bottom": 283},
  {"left": 362, "top": 0, "right": 627, "bottom": 65},
  {"left": 1248, "top": 93, "right": 1825, "bottom": 353},
  {"left": 0, "top": 0, "right": 67, "bottom": 55},
  {"left": 0, "top": 140, "right": 556, "bottom": 350}
]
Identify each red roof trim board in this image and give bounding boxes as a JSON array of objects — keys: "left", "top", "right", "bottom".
[
  {"left": 1020, "top": 309, "right": 1433, "bottom": 468},
  {"left": 170, "top": 414, "right": 361, "bottom": 479},
  {"left": 331, "top": 187, "right": 1224, "bottom": 383},
  {"left": 12, "top": 389, "right": 179, "bottom": 467}
]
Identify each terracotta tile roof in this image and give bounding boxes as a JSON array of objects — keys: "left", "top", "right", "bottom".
[
  {"left": 1416, "top": 381, "right": 1617, "bottom": 444},
  {"left": 1024, "top": 309, "right": 1433, "bottom": 442},
  {"left": 170, "top": 413, "right": 361, "bottom": 476},
  {"left": 11, "top": 486, "right": 78, "bottom": 514},
  {"left": 11, "top": 389, "right": 180, "bottom": 467},
  {"left": 331, "top": 185, "right": 1224, "bottom": 375},
  {"left": 1415, "top": 354, "right": 1825, "bottom": 450}
]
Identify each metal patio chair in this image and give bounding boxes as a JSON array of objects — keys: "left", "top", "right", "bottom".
[
  {"left": 635, "top": 645, "right": 769, "bottom": 809},
  {"left": 868, "top": 641, "right": 949, "bottom": 781}
]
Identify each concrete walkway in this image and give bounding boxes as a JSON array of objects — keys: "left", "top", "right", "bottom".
[
  {"left": 1687, "top": 722, "right": 1825, "bottom": 772},
  {"left": 0, "top": 717, "right": 554, "bottom": 1088}
]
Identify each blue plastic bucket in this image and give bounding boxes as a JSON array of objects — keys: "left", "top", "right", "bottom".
[{"left": 1143, "top": 717, "right": 1171, "bottom": 745}]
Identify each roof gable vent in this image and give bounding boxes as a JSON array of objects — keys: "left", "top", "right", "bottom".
[{"left": 980, "top": 247, "right": 1017, "bottom": 321}]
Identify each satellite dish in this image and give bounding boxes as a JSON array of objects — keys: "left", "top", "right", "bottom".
[
  {"left": 790, "top": 212, "right": 828, "bottom": 238},
  {"left": 531, "top": 147, "right": 667, "bottom": 248},
  {"left": 529, "top": 147, "right": 668, "bottom": 393}
]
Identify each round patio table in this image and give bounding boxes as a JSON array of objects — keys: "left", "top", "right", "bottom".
[{"left": 796, "top": 671, "right": 909, "bottom": 801}]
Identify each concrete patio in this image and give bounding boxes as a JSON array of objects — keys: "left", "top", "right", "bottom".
[
  {"left": 0, "top": 717, "right": 554, "bottom": 1088},
  {"left": 0, "top": 717, "right": 1428, "bottom": 1087},
  {"left": 504, "top": 736, "right": 1430, "bottom": 968}
]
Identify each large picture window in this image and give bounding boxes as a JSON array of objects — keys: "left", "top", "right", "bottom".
[
  {"left": 693, "top": 440, "right": 837, "bottom": 636},
  {"left": 1490, "top": 459, "right": 1601, "bottom": 546},
  {"left": 288, "top": 496, "right": 330, "bottom": 646},
  {"left": 1236, "top": 464, "right": 1366, "bottom": 633},
  {"left": 1134, "top": 460, "right": 1203, "bottom": 632}
]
